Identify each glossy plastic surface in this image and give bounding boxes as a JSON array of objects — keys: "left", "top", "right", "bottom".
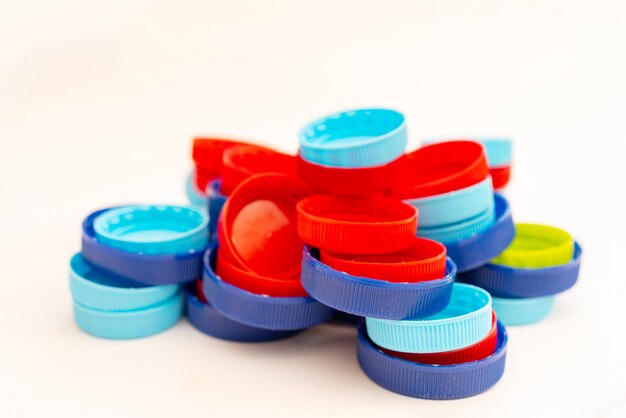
[
  {"left": 492, "top": 296, "right": 555, "bottom": 326},
  {"left": 297, "top": 194, "right": 417, "bottom": 254}
]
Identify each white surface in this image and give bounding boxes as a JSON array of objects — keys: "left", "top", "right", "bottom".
[{"left": 1, "top": 1, "right": 625, "bottom": 417}]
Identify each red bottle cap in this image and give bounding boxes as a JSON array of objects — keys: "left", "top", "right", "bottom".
[
  {"left": 217, "top": 173, "right": 312, "bottom": 280},
  {"left": 319, "top": 237, "right": 446, "bottom": 282},
  {"left": 390, "top": 141, "right": 489, "bottom": 199},
  {"left": 216, "top": 248, "right": 307, "bottom": 297},
  {"left": 194, "top": 279, "right": 208, "bottom": 304},
  {"left": 490, "top": 165, "right": 511, "bottom": 190},
  {"left": 192, "top": 138, "right": 257, "bottom": 190},
  {"left": 297, "top": 154, "right": 405, "bottom": 196},
  {"left": 379, "top": 311, "right": 498, "bottom": 365},
  {"left": 296, "top": 195, "right": 418, "bottom": 255},
  {"left": 221, "top": 145, "right": 299, "bottom": 196}
]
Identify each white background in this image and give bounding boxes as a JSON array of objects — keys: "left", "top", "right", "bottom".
[{"left": 1, "top": 1, "right": 625, "bottom": 417}]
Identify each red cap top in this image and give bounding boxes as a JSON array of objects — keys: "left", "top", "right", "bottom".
[
  {"left": 490, "top": 165, "right": 511, "bottom": 190},
  {"left": 297, "top": 195, "right": 418, "bottom": 255},
  {"left": 217, "top": 173, "right": 312, "bottom": 280},
  {"left": 297, "top": 154, "right": 405, "bottom": 196},
  {"left": 221, "top": 145, "right": 299, "bottom": 196},
  {"left": 379, "top": 311, "right": 498, "bottom": 365},
  {"left": 192, "top": 138, "right": 258, "bottom": 191},
  {"left": 320, "top": 237, "right": 446, "bottom": 282},
  {"left": 390, "top": 141, "right": 489, "bottom": 199}
]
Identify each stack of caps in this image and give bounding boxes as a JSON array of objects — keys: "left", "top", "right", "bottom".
[
  {"left": 70, "top": 205, "right": 209, "bottom": 338},
  {"left": 459, "top": 224, "right": 581, "bottom": 325},
  {"left": 389, "top": 140, "right": 515, "bottom": 274}
]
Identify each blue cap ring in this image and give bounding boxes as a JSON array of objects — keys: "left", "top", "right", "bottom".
[
  {"left": 185, "top": 287, "right": 301, "bottom": 342},
  {"left": 405, "top": 176, "right": 495, "bottom": 228},
  {"left": 492, "top": 296, "right": 555, "bottom": 326},
  {"left": 459, "top": 242, "right": 582, "bottom": 298},
  {"left": 69, "top": 253, "right": 179, "bottom": 311},
  {"left": 81, "top": 208, "right": 206, "bottom": 285},
  {"left": 365, "top": 283, "right": 492, "bottom": 353},
  {"left": 357, "top": 320, "right": 508, "bottom": 400},
  {"left": 72, "top": 292, "right": 184, "bottom": 339},
  {"left": 444, "top": 193, "right": 515, "bottom": 273},
  {"left": 301, "top": 246, "right": 455, "bottom": 320},
  {"left": 93, "top": 205, "right": 209, "bottom": 255},
  {"left": 207, "top": 179, "right": 227, "bottom": 235},
  {"left": 298, "top": 108, "right": 407, "bottom": 168},
  {"left": 202, "top": 242, "right": 335, "bottom": 331}
]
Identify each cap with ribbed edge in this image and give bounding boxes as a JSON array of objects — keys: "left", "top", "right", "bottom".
[
  {"left": 491, "top": 223, "right": 574, "bottom": 269},
  {"left": 202, "top": 241, "right": 335, "bottom": 331},
  {"left": 365, "top": 283, "right": 492, "bottom": 353},
  {"left": 444, "top": 193, "right": 515, "bottom": 273},
  {"left": 301, "top": 246, "right": 455, "bottom": 320},
  {"left": 69, "top": 253, "right": 179, "bottom": 311},
  {"left": 299, "top": 108, "right": 407, "bottom": 168},
  {"left": 93, "top": 205, "right": 209, "bottom": 255},
  {"left": 297, "top": 194, "right": 418, "bottom": 255},
  {"left": 72, "top": 292, "right": 183, "bottom": 339},
  {"left": 185, "top": 286, "right": 301, "bottom": 342},
  {"left": 381, "top": 311, "right": 498, "bottom": 365},
  {"left": 319, "top": 237, "right": 447, "bottom": 283},
  {"left": 81, "top": 208, "right": 205, "bottom": 285},
  {"left": 207, "top": 179, "right": 227, "bottom": 235},
  {"left": 404, "top": 176, "right": 494, "bottom": 228},
  {"left": 185, "top": 172, "right": 208, "bottom": 208},
  {"left": 490, "top": 165, "right": 511, "bottom": 190},
  {"left": 356, "top": 320, "right": 508, "bottom": 400},
  {"left": 418, "top": 205, "right": 496, "bottom": 243},
  {"left": 458, "top": 242, "right": 582, "bottom": 298},
  {"left": 492, "top": 296, "right": 555, "bottom": 326}
]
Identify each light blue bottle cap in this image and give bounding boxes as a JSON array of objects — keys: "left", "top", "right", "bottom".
[
  {"left": 69, "top": 253, "right": 179, "bottom": 311},
  {"left": 492, "top": 296, "right": 555, "bottom": 326},
  {"left": 93, "top": 205, "right": 209, "bottom": 255},
  {"left": 72, "top": 292, "right": 183, "bottom": 339},
  {"left": 418, "top": 205, "right": 496, "bottom": 243},
  {"left": 478, "top": 138, "right": 512, "bottom": 167},
  {"left": 299, "top": 108, "right": 407, "bottom": 168},
  {"left": 405, "top": 176, "right": 494, "bottom": 228},
  {"left": 185, "top": 172, "right": 208, "bottom": 208},
  {"left": 365, "top": 283, "right": 493, "bottom": 353}
]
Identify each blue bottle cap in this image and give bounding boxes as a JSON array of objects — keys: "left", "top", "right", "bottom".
[
  {"left": 81, "top": 208, "right": 206, "bottom": 285},
  {"left": 357, "top": 320, "right": 508, "bottom": 399},
  {"left": 418, "top": 204, "right": 496, "bottom": 243},
  {"left": 207, "top": 179, "right": 227, "bottom": 235},
  {"left": 185, "top": 172, "right": 208, "bottom": 208},
  {"left": 492, "top": 296, "right": 555, "bottom": 326},
  {"left": 93, "top": 205, "right": 209, "bottom": 255},
  {"left": 72, "top": 292, "right": 183, "bottom": 339},
  {"left": 202, "top": 241, "right": 335, "bottom": 331},
  {"left": 299, "top": 108, "right": 407, "bottom": 168},
  {"left": 301, "top": 246, "right": 455, "bottom": 320}
]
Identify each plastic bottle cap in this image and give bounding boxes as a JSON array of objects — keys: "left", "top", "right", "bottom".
[
  {"left": 93, "top": 205, "right": 209, "bottom": 255},
  {"left": 192, "top": 138, "right": 256, "bottom": 171},
  {"left": 216, "top": 248, "right": 307, "bottom": 297},
  {"left": 217, "top": 173, "right": 312, "bottom": 280},
  {"left": 297, "top": 194, "right": 417, "bottom": 255},
  {"left": 379, "top": 311, "right": 498, "bottom": 365},
  {"left": 319, "top": 237, "right": 446, "bottom": 282},
  {"left": 492, "top": 296, "right": 555, "bottom": 326},
  {"left": 221, "top": 145, "right": 299, "bottom": 196},
  {"left": 458, "top": 241, "right": 582, "bottom": 298},
  {"left": 490, "top": 165, "right": 511, "bottom": 190},
  {"left": 390, "top": 141, "right": 489, "bottom": 199},
  {"left": 298, "top": 108, "right": 407, "bottom": 168},
  {"left": 365, "top": 283, "right": 493, "bottom": 353},
  {"left": 69, "top": 253, "right": 179, "bottom": 311},
  {"left": 356, "top": 320, "right": 508, "bottom": 400},
  {"left": 491, "top": 223, "right": 574, "bottom": 268},
  {"left": 297, "top": 154, "right": 405, "bottom": 196},
  {"left": 417, "top": 204, "right": 496, "bottom": 243}
]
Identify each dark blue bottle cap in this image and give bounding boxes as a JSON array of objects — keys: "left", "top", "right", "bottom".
[
  {"left": 301, "top": 246, "right": 455, "bottom": 320},
  {"left": 357, "top": 320, "right": 508, "bottom": 400},
  {"left": 444, "top": 193, "right": 515, "bottom": 273},
  {"left": 202, "top": 241, "right": 335, "bottom": 331},
  {"left": 207, "top": 179, "right": 227, "bottom": 235},
  {"left": 458, "top": 242, "right": 582, "bottom": 298},
  {"left": 81, "top": 208, "right": 205, "bottom": 285},
  {"left": 185, "top": 286, "right": 300, "bottom": 342}
]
